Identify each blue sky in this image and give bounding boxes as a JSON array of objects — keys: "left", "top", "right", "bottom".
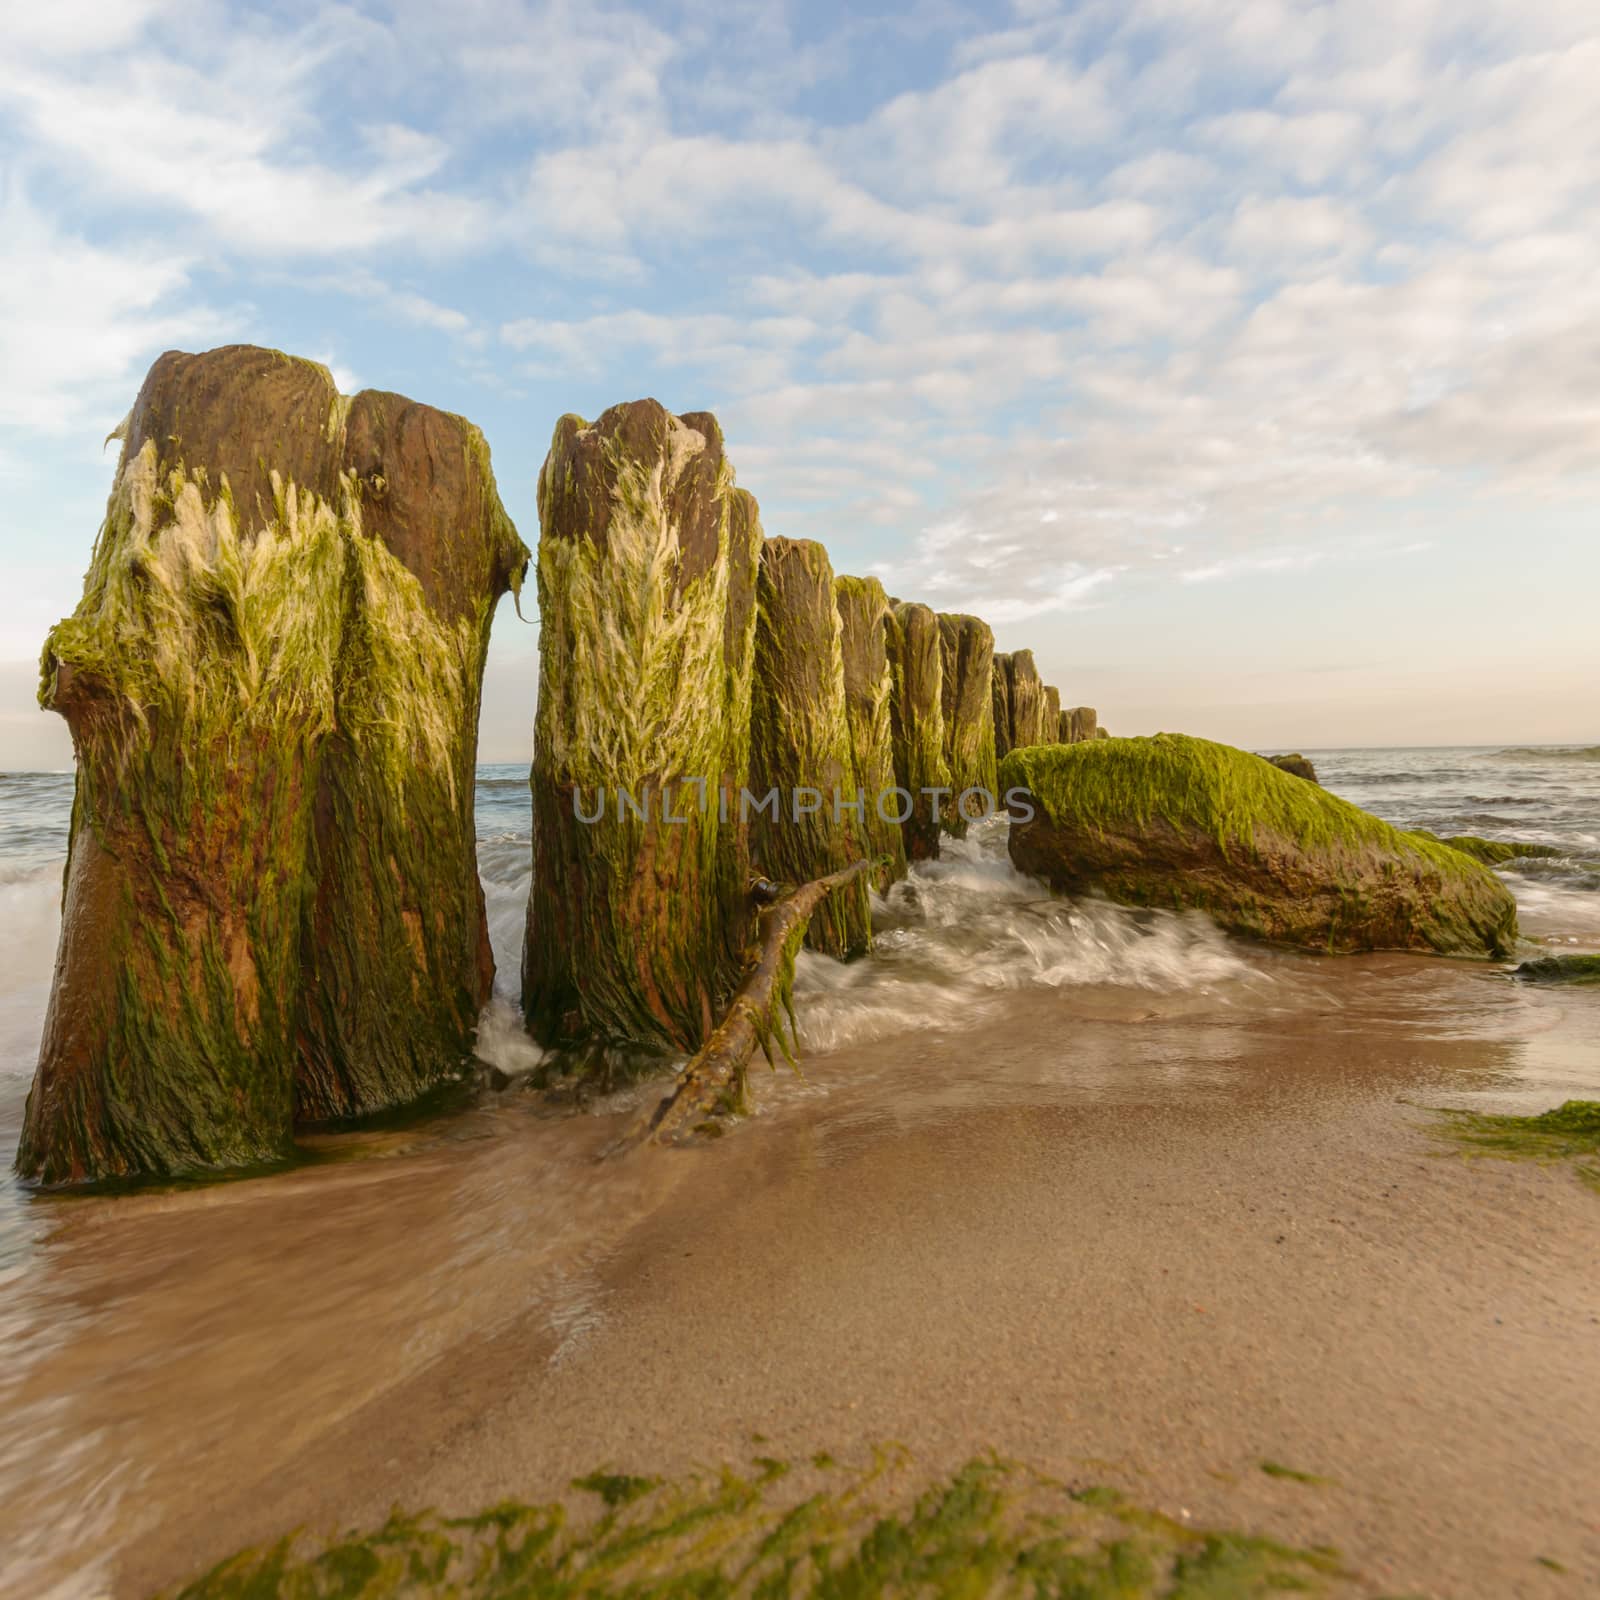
[{"left": 2, "top": 0, "right": 1597, "bottom": 766}]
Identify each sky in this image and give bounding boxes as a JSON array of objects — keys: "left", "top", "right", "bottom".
[{"left": 1, "top": 0, "right": 1597, "bottom": 768}]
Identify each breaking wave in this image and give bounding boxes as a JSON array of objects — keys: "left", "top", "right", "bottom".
[{"left": 792, "top": 818, "right": 1256, "bottom": 1053}]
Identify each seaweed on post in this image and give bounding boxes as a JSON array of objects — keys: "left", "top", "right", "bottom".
[
  {"left": 834, "top": 575, "right": 907, "bottom": 892},
  {"left": 886, "top": 601, "right": 948, "bottom": 862},
  {"left": 523, "top": 402, "right": 753, "bottom": 1055},
  {"left": 749, "top": 538, "right": 873, "bottom": 958},
  {"left": 16, "top": 346, "right": 530, "bottom": 1185},
  {"left": 18, "top": 352, "right": 349, "bottom": 1183},
  {"left": 294, "top": 395, "right": 528, "bottom": 1121},
  {"left": 937, "top": 613, "right": 997, "bottom": 837}
]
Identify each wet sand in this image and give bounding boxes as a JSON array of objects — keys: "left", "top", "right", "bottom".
[{"left": 4, "top": 945, "right": 1595, "bottom": 1598}]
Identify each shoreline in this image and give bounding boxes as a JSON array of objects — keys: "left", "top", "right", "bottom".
[{"left": 4, "top": 951, "right": 1595, "bottom": 1597}]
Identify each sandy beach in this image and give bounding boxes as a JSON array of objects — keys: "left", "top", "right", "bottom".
[{"left": 4, "top": 935, "right": 1596, "bottom": 1599}]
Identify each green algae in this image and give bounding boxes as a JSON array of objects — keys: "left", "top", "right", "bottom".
[
  {"left": 1258, "top": 1462, "right": 1329, "bottom": 1487},
  {"left": 999, "top": 734, "right": 1518, "bottom": 960},
  {"left": 573, "top": 1473, "right": 660, "bottom": 1509},
  {"left": 20, "top": 442, "right": 347, "bottom": 1183},
  {"left": 1433, "top": 1100, "right": 1600, "bottom": 1193},
  {"left": 1511, "top": 954, "right": 1600, "bottom": 984},
  {"left": 1001, "top": 735, "right": 1505, "bottom": 878},
  {"left": 167, "top": 1452, "right": 1347, "bottom": 1599},
  {"left": 19, "top": 353, "right": 529, "bottom": 1184},
  {"left": 1405, "top": 832, "right": 1563, "bottom": 866}
]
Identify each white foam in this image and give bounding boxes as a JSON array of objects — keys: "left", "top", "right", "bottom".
[{"left": 792, "top": 819, "right": 1256, "bottom": 1053}]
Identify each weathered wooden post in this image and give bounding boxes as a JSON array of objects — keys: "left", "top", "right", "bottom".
[
  {"left": 523, "top": 402, "right": 758, "bottom": 1053},
  {"left": 294, "top": 391, "right": 528, "bottom": 1120},
  {"left": 887, "top": 601, "right": 948, "bottom": 861},
  {"left": 938, "top": 613, "right": 997, "bottom": 836},
  {"left": 750, "top": 538, "right": 873, "bottom": 958},
  {"left": 1005, "top": 649, "right": 1047, "bottom": 751},
  {"left": 17, "top": 345, "right": 528, "bottom": 1184},
  {"left": 835, "top": 576, "right": 907, "bottom": 892}
]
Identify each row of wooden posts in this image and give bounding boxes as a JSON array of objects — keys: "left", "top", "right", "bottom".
[{"left": 16, "top": 352, "right": 1106, "bottom": 1186}]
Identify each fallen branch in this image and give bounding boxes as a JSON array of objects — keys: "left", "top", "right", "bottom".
[{"left": 617, "top": 858, "right": 878, "bottom": 1151}]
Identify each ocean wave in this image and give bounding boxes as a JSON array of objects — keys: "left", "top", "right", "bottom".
[
  {"left": 1486, "top": 746, "right": 1600, "bottom": 763},
  {"left": 792, "top": 820, "right": 1255, "bottom": 1053}
]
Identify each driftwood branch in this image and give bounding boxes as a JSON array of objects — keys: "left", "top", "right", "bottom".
[{"left": 617, "top": 858, "right": 878, "bottom": 1152}]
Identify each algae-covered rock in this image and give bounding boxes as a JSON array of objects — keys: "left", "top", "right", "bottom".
[
  {"left": 18, "top": 345, "right": 527, "bottom": 1185},
  {"left": 523, "top": 402, "right": 757, "bottom": 1054},
  {"left": 938, "top": 613, "right": 997, "bottom": 836},
  {"left": 887, "top": 601, "right": 948, "bottom": 861},
  {"left": 750, "top": 538, "right": 872, "bottom": 958},
  {"left": 835, "top": 576, "right": 907, "bottom": 892},
  {"left": 1429, "top": 834, "right": 1563, "bottom": 866},
  {"left": 1264, "top": 752, "right": 1318, "bottom": 783},
  {"left": 1094, "top": 726, "right": 1110, "bottom": 740},
  {"left": 1042, "top": 685, "right": 1062, "bottom": 743},
  {"left": 1001, "top": 733, "right": 1518, "bottom": 958},
  {"left": 1512, "top": 954, "right": 1600, "bottom": 983}
]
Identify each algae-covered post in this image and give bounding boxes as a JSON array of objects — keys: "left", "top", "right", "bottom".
[
  {"left": 19, "top": 348, "right": 343, "bottom": 1183},
  {"left": 295, "top": 391, "right": 527, "bottom": 1121},
  {"left": 1042, "top": 686, "right": 1062, "bottom": 744},
  {"left": 937, "top": 613, "right": 997, "bottom": 835},
  {"left": 1065, "top": 706, "right": 1098, "bottom": 744},
  {"left": 750, "top": 538, "right": 873, "bottom": 958},
  {"left": 523, "top": 402, "right": 757, "bottom": 1054},
  {"left": 886, "top": 601, "right": 948, "bottom": 862},
  {"left": 17, "top": 345, "right": 529, "bottom": 1185},
  {"left": 835, "top": 576, "right": 907, "bottom": 892}
]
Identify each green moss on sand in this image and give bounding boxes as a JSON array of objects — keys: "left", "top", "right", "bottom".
[
  {"left": 1434, "top": 1100, "right": 1600, "bottom": 1193},
  {"left": 168, "top": 1452, "right": 1346, "bottom": 1599}
]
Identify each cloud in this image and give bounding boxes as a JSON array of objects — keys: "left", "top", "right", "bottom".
[
  {"left": 0, "top": 180, "right": 234, "bottom": 431},
  {"left": 0, "top": 9, "right": 488, "bottom": 258},
  {"left": 4, "top": 0, "right": 1600, "bottom": 656}
]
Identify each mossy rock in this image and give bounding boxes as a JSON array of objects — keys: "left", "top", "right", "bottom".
[
  {"left": 1001, "top": 733, "right": 1518, "bottom": 958},
  {"left": 1424, "top": 833, "right": 1564, "bottom": 866},
  {"left": 1264, "top": 752, "right": 1318, "bottom": 783},
  {"left": 886, "top": 601, "right": 947, "bottom": 862},
  {"left": 1512, "top": 953, "right": 1600, "bottom": 984},
  {"left": 937, "top": 612, "right": 997, "bottom": 836}
]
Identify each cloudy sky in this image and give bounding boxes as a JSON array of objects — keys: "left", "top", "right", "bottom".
[{"left": 2, "top": 0, "right": 1596, "bottom": 765}]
